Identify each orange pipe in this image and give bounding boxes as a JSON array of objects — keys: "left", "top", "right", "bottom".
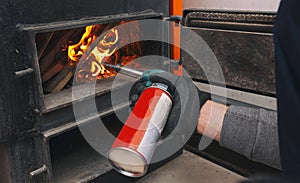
[
  {"left": 170, "top": 0, "right": 182, "bottom": 76},
  {"left": 170, "top": 0, "right": 183, "bottom": 16}
]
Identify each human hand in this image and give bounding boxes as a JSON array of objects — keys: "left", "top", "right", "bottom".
[{"left": 197, "top": 100, "right": 229, "bottom": 142}]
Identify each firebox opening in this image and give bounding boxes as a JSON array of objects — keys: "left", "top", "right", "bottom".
[
  {"left": 26, "top": 11, "right": 165, "bottom": 112},
  {"left": 36, "top": 20, "right": 143, "bottom": 95}
]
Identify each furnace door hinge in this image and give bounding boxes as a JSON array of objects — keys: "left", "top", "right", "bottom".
[{"left": 165, "top": 16, "right": 182, "bottom": 24}]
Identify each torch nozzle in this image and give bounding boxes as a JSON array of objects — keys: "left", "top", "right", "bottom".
[
  {"left": 102, "top": 63, "right": 121, "bottom": 71},
  {"left": 102, "top": 63, "right": 143, "bottom": 79}
]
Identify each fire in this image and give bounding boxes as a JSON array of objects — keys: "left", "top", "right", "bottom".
[
  {"left": 68, "top": 26, "right": 97, "bottom": 65},
  {"left": 67, "top": 21, "right": 141, "bottom": 83},
  {"left": 89, "top": 29, "right": 118, "bottom": 77},
  {"left": 68, "top": 25, "right": 119, "bottom": 82}
]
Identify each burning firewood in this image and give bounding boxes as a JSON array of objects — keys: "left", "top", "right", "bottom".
[
  {"left": 44, "top": 65, "right": 74, "bottom": 93},
  {"left": 41, "top": 60, "right": 65, "bottom": 83},
  {"left": 39, "top": 29, "right": 82, "bottom": 74},
  {"left": 39, "top": 21, "right": 142, "bottom": 94}
]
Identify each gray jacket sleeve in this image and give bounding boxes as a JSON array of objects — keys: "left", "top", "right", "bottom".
[{"left": 219, "top": 105, "right": 281, "bottom": 169}]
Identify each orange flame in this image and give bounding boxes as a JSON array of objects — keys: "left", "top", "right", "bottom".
[
  {"left": 68, "top": 25, "right": 119, "bottom": 82},
  {"left": 68, "top": 26, "right": 97, "bottom": 65},
  {"left": 67, "top": 21, "right": 141, "bottom": 83},
  {"left": 89, "top": 28, "right": 118, "bottom": 77}
]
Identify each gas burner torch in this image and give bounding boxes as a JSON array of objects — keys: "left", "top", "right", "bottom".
[{"left": 104, "top": 63, "right": 174, "bottom": 177}]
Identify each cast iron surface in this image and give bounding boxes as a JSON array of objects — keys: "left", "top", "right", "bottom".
[
  {"left": 183, "top": 10, "right": 275, "bottom": 29},
  {"left": 0, "top": 1, "right": 169, "bottom": 182},
  {"left": 185, "top": 11, "right": 274, "bottom": 23},
  {"left": 182, "top": 10, "right": 276, "bottom": 96},
  {"left": 0, "top": 0, "right": 169, "bottom": 142},
  {"left": 19, "top": 9, "right": 163, "bottom": 32}
]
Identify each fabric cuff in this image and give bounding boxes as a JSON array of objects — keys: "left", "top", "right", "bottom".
[{"left": 220, "top": 105, "right": 259, "bottom": 159}]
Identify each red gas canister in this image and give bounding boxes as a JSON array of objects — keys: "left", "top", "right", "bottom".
[{"left": 108, "top": 83, "right": 173, "bottom": 177}]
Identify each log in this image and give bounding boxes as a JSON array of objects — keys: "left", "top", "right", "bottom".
[
  {"left": 39, "top": 30, "right": 79, "bottom": 74},
  {"left": 51, "top": 70, "right": 74, "bottom": 93},
  {"left": 39, "top": 23, "right": 117, "bottom": 75},
  {"left": 38, "top": 32, "right": 54, "bottom": 60},
  {"left": 41, "top": 23, "right": 123, "bottom": 93},
  {"left": 44, "top": 65, "right": 74, "bottom": 93},
  {"left": 41, "top": 60, "right": 65, "bottom": 83}
]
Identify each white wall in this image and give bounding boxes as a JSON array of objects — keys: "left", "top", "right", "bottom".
[{"left": 183, "top": 0, "right": 281, "bottom": 13}]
